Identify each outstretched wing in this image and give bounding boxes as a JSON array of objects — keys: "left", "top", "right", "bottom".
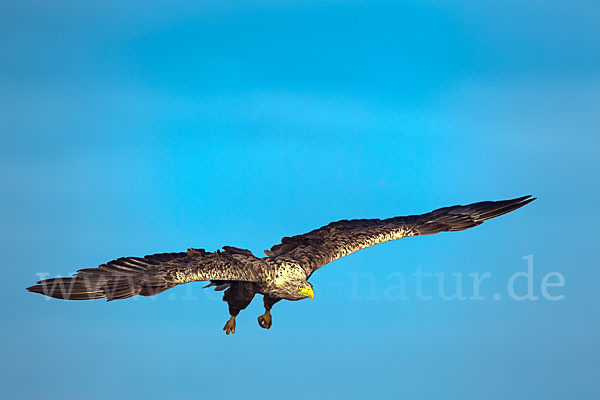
[
  {"left": 266, "top": 195, "right": 535, "bottom": 276},
  {"left": 27, "top": 246, "right": 262, "bottom": 301}
]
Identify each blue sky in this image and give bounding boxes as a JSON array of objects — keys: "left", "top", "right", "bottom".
[{"left": 1, "top": 1, "right": 599, "bottom": 399}]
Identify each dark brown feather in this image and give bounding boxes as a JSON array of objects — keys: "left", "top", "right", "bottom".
[
  {"left": 266, "top": 195, "right": 536, "bottom": 275},
  {"left": 26, "top": 248, "right": 261, "bottom": 301}
]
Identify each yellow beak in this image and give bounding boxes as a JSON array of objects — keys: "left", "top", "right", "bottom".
[{"left": 298, "top": 286, "right": 314, "bottom": 300}]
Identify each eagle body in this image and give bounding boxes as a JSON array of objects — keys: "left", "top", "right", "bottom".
[
  {"left": 170, "top": 253, "right": 309, "bottom": 301},
  {"left": 27, "top": 195, "right": 535, "bottom": 334}
]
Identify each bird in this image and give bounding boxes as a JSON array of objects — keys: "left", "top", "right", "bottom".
[{"left": 27, "top": 195, "right": 535, "bottom": 334}]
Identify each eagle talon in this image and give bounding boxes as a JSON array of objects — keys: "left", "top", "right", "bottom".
[
  {"left": 257, "top": 311, "right": 272, "bottom": 329},
  {"left": 223, "top": 317, "right": 236, "bottom": 335}
]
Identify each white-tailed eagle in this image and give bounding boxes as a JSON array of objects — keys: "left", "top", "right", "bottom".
[{"left": 27, "top": 195, "right": 535, "bottom": 334}]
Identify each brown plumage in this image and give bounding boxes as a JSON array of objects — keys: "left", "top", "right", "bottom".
[{"left": 27, "top": 195, "right": 535, "bottom": 334}]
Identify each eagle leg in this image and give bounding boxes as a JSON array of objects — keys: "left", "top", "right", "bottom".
[
  {"left": 223, "top": 316, "right": 236, "bottom": 335},
  {"left": 258, "top": 295, "right": 281, "bottom": 330},
  {"left": 222, "top": 282, "right": 256, "bottom": 335}
]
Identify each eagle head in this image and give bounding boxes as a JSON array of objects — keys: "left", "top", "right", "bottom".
[
  {"left": 281, "top": 279, "right": 314, "bottom": 300},
  {"left": 296, "top": 281, "right": 314, "bottom": 300}
]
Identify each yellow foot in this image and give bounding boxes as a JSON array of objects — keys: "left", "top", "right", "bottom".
[
  {"left": 223, "top": 316, "right": 236, "bottom": 335},
  {"left": 257, "top": 311, "right": 272, "bottom": 329}
]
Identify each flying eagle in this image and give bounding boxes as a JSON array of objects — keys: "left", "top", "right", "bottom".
[{"left": 27, "top": 195, "right": 535, "bottom": 334}]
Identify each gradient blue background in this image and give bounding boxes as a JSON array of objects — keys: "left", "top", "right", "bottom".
[{"left": 1, "top": 1, "right": 598, "bottom": 399}]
